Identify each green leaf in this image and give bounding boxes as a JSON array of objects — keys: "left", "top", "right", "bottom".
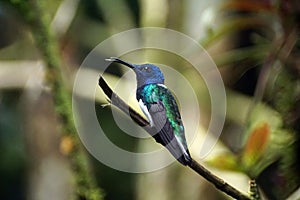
[{"left": 206, "top": 152, "right": 241, "bottom": 172}]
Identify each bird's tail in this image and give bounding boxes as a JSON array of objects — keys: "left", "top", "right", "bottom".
[
  {"left": 167, "top": 141, "right": 192, "bottom": 166},
  {"left": 157, "top": 135, "right": 192, "bottom": 166}
]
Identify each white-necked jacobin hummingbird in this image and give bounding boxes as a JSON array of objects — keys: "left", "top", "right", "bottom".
[{"left": 106, "top": 57, "right": 192, "bottom": 165}]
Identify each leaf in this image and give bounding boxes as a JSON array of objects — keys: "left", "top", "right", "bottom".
[
  {"left": 242, "top": 122, "right": 270, "bottom": 169},
  {"left": 206, "top": 152, "right": 241, "bottom": 172}
]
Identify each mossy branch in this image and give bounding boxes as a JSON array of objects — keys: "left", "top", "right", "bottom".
[
  {"left": 99, "top": 76, "right": 250, "bottom": 200},
  {"left": 5, "top": 0, "right": 103, "bottom": 199}
]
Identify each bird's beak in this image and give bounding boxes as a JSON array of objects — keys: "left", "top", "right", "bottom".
[{"left": 105, "top": 57, "right": 135, "bottom": 69}]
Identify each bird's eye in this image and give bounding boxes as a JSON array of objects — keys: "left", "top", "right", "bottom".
[{"left": 143, "top": 66, "right": 150, "bottom": 71}]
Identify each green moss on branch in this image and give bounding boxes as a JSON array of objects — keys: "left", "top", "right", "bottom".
[{"left": 5, "top": 0, "right": 103, "bottom": 199}]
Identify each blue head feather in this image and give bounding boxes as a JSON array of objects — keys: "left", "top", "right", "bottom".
[
  {"left": 133, "top": 64, "right": 164, "bottom": 87},
  {"left": 106, "top": 58, "right": 164, "bottom": 88}
]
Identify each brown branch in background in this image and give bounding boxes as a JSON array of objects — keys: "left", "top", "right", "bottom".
[
  {"left": 98, "top": 76, "right": 250, "bottom": 200},
  {"left": 245, "top": 29, "right": 298, "bottom": 125},
  {"left": 253, "top": 29, "right": 297, "bottom": 104}
]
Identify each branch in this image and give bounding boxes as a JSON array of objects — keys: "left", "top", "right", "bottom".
[
  {"left": 188, "top": 159, "right": 250, "bottom": 200},
  {"left": 7, "top": 1, "right": 103, "bottom": 199},
  {"left": 98, "top": 76, "right": 250, "bottom": 200},
  {"left": 99, "top": 76, "right": 149, "bottom": 127}
]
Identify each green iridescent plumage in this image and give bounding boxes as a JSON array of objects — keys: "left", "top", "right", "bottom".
[{"left": 138, "top": 84, "right": 185, "bottom": 139}]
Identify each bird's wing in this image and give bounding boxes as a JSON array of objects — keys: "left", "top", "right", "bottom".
[
  {"left": 148, "top": 100, "right": 171, "bottom": 140},
  {"left": 141, "top": 99, "right": 191, "bottom": 165},
  {"left": 138, "top": 98, "right": 168, "bottom": 136}
]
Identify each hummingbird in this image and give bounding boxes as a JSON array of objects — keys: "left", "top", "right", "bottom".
[{"left": 106, "top": 57, "right": 192, "bottom": 165}]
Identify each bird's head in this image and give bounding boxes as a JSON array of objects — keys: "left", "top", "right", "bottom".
[{"left": 106, "top": 57, "right": 164, "bottom": 87}]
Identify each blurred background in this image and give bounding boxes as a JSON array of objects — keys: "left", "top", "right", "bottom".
[{"left": 0, "top": 0, "right": 299, "bottom": 200}]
